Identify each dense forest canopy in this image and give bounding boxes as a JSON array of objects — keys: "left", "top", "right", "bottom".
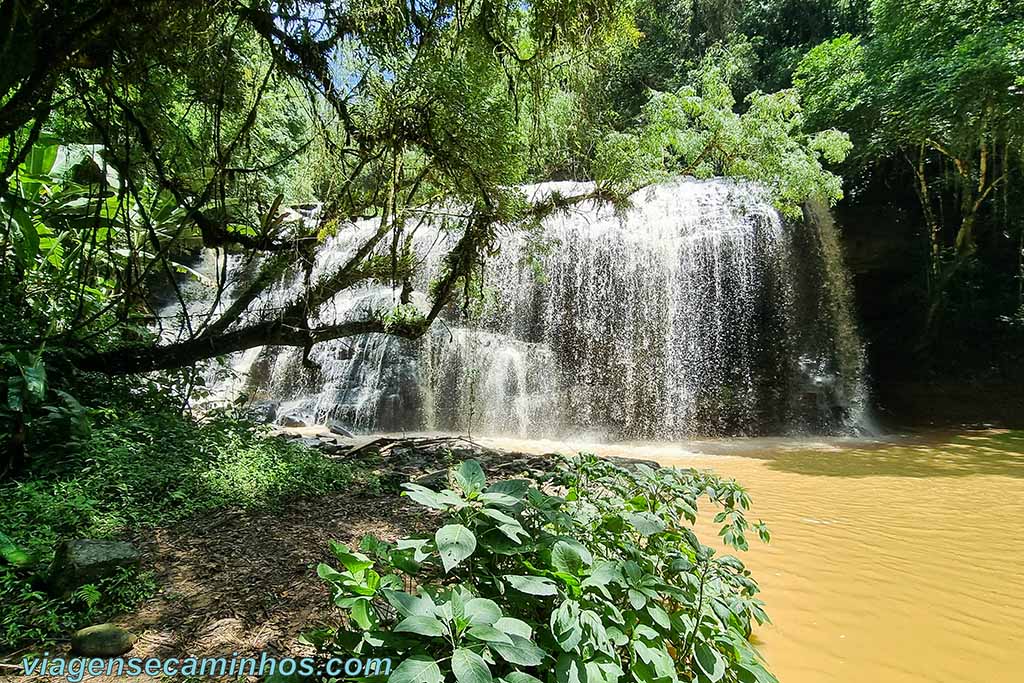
[{"left": 1, "top": 0, "right": 1023, "bottom": 473}]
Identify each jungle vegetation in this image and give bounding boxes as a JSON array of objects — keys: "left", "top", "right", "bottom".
[
  {"left": 0, "top": 0, "right": 1022, "bottom": 672},
  {"left": 2, "top": 1, "right": 1019, "bottom": 459}
]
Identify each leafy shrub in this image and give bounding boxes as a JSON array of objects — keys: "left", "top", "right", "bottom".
[
  {"left": 0, "top": 566, "right": 158, "bottom": 649},
  {"left": 311, "top": 455, "right": 775, "bottom": 683},
  {"left": 0, "top": 405, "right": 364, "bottom": 650},
  {"left": 2, "top": 408, "right": 359, "bottom": 550}
]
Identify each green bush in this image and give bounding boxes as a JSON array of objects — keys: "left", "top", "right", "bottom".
[
  {"left": 310, "top": 455, "right": 775, "bottom": 683},
  {"left": 0, "top": 565, "right": 158, "bottom": 650},
  {"left": 0, "top": 406, "right": 362, "bottom": 650}
]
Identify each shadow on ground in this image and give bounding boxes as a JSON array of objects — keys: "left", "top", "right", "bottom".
[{"left": 121, "top": 494, "right": 425, "bottom": 667}]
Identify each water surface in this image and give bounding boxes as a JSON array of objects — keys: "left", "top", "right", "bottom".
[{"left": 480, "top": 430, "right": 1024, "bottom": 683}]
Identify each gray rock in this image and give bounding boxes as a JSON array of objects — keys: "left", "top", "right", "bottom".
[
  {"left": 298, "top": 437, "right": 323, "bottom": 449},
  {"left": 413, "top": 470, "right": 449, "bottom": 490},
  {"left": 607, "top": 456, "right": 661, "bottom": 470},
  {"left": 328, "top": 422, "right": 354, "bottom": 438},
  {"left": 50, "top": 540, "right": 141, "bottom": 595},
  {"left": 71, "top": 623, "right": 137, "bottom": 657},
  {"left": 248, "top": 401, "right": 279, "bottom": 424},
  {"left": 278, "top": 413, "right": 308, "bottom": 428}
]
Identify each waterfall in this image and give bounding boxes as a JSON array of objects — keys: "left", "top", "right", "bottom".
[{"left": 194, "top": 178, "right": 868, "bottom": 439}]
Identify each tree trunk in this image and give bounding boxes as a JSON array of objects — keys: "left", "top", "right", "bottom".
[
  {"left": 1, "top": 412, "right": 26, "bottom": 481},
  {"left": 73, "top": 316, "right": 430, "bottom": 375}
]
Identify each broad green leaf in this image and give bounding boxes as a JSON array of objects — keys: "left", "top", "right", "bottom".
[
  {"left": 580, "top": 609, "right": 611, "bottom": 654},
  {"left": 669, "top": 556, "right": 694, "bottom": 573},
  {"left": 0, "top": 531, "right": 32, "bottom": 567},
  {"left": 492, "top": 634, "right": 547, "bottom": 667},
  {"left": 736, "top": 660, "right": 779, "bottom": 683},
  {"left": 480, "top": 527, "right": 531, "bottom": 555},
  {"left": 384, "top": 589, "right": 436, "bottom": 617},
  {"left": 436, "top": 524, "right": 476, "bottom": 573},
  {"left": 694, "top": 641, "right": 726, "bottom": 683},
  {"left": 555, "top": 654, "right": 587, "bottom": 683},
  {"left": 606, "top": 626, "right": 628, "bottom": 647},
  {"left": 647, "top": 604, "right": 671, "bottom": 630},
  {"left": 465, "top": 597, "right": 502, "bottom": 626},
  {"left": 468, "top": 625, "right": 514, "bottom": 645},
  {"left": 486, "top": 479, "right": 531, "bottom": 499},
  {"left": 395, "top": 614, "right": 446, "bottom": 637},
  {"left": 585, "top": 656, "right": 624, "bottom": 683},
  {"left": 505, "top": 673, "right": 543, "bottom": 683},
  {"left": 551, "top": 600, "right": 584, "bottom": 652},
  {"left": 496, "top": 521, "right": 529, "bottom": 543},
  {"left": 558, "top": 538, "right": 593, "bottom": 564},
  {"left": 390, "top": 655, "right": 443, "bottom": 683},
  {"left": 480, "top": 491, "right": 521, "bottom": 507},
  {"left": 350, "top": 598, "right": 376, "bottom": 630},
  {"left": 316, "top": 563, "right": 344, "bottom": 582},
  {"left": 582, "top": 561, "right": 620, "bottom": 589},
  {"left": 452, "top": 647, "right": 492, "bottom": 683},
  {"left": 479, "top": 509, "right": 529, "bottom": 542},
  {"left": 632, "top": 624, "right": 660, "bottom": 642},
  {"left": 551, "top": 541, "right": 588, "bottom": 575},
  {"left": 329, "top": 543, "right": 374, "bottom": 573},
  {"left": 396, "top": 538, "right": 433, "bottom": 562},
  {"left": 632, "top": 642, "right": 675, "bottom": 679},
  {"left": 403, "top": 483, "right": 458, "bottom": 510},
  {"left": 505, "top": 574, "right": 558, "bottom": 596},
  {"left": 494, "top": 616, "right": 532, "bottom": 639},
  {"left": 624, "top": 512, "right": 666, "bottom": 536},
  {"left": 453, "top": 460, "right": 486, "bottom": 496},
  {"left": 27, "top": 139, "right": 58, "bottom": 178},
  {"left": 11, "top": 206, "right": 39, "bottom": 265},
  {"left": 480, "top": 507, "right": 519, "bottom": 525}
]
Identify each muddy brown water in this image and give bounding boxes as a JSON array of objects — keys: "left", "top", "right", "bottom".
[{"left": 478, "top": 430, "right": 1024, "bottom": 683}]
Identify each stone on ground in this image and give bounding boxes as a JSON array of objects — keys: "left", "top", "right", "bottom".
[
  {"left": 71, "top": 623, "right": 137, "bottom": 657},
  {"left": 278, "top": 413, "right": 308, "bottom": 427},
  {"left": 49, "top": 539, "right": 141, "bottom": 594}
]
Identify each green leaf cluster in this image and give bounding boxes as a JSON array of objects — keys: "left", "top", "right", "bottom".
[
  {"left": 312, "top": 456, "right": 774, "bottom": 683},
  {"left": 595, "top": 44, "right": 851, "bottom": 218}
]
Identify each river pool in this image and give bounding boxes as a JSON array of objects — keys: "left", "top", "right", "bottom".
[{"left": 479, "top": 430, "right": 1024, "bottom": 683}]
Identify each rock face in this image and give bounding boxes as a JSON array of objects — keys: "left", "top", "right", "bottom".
[
  {"left": 49, "top": 539, "right": 141, "bottom": 594},
  {"left": 327, "top": 422, "right": 354, "bottom": 438},
  {"left": 71, "top": 624, "right": 137, "bottom": 657},
  {"left": 277, "top": 413, "right": 308, "bottom": 428},
  {"left": 247, "top": 400, "right": 279, "bottom": 424}
]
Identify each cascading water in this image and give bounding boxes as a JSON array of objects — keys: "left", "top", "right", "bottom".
[{"left": 193, "top": 178, "right": 867, "bottom": 438}]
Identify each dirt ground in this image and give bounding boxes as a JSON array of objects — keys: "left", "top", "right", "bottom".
[
  {"left": 121, "top": 493, "right": 423, "bottom": 663},
  {"left": 1, "top": 436, "right": 558, "bottom": 682}
]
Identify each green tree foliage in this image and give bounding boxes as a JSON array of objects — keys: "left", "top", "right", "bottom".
[
  {"left": 789, "top": 34, "right": 868, "bottom": 141},
  {"left": 597, "top": 0, "right": 869, "bottom": 120},
  {"left": 0, "top": 0, "right": 639, "bottom": 472},
  {"left": 311, "top": 457, "right": 774, "bottom": 683},
  {"left": 0, "top": 395, "right": 364, "bottom": 648},
  {"left": 794, "top": 0, "right": 1024, "bottom": 328},
  {"left": 738, "top": 0, "right": 869, "bottom": 92},
  {"left": 595, "top": 46, "right": 852, "bottom": 217},
  {"left": 598, "top": 0, "right": 748, "bottom": 122},
  {"left": 1, "top": 0, "right": 639, "bottom": 365}
]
